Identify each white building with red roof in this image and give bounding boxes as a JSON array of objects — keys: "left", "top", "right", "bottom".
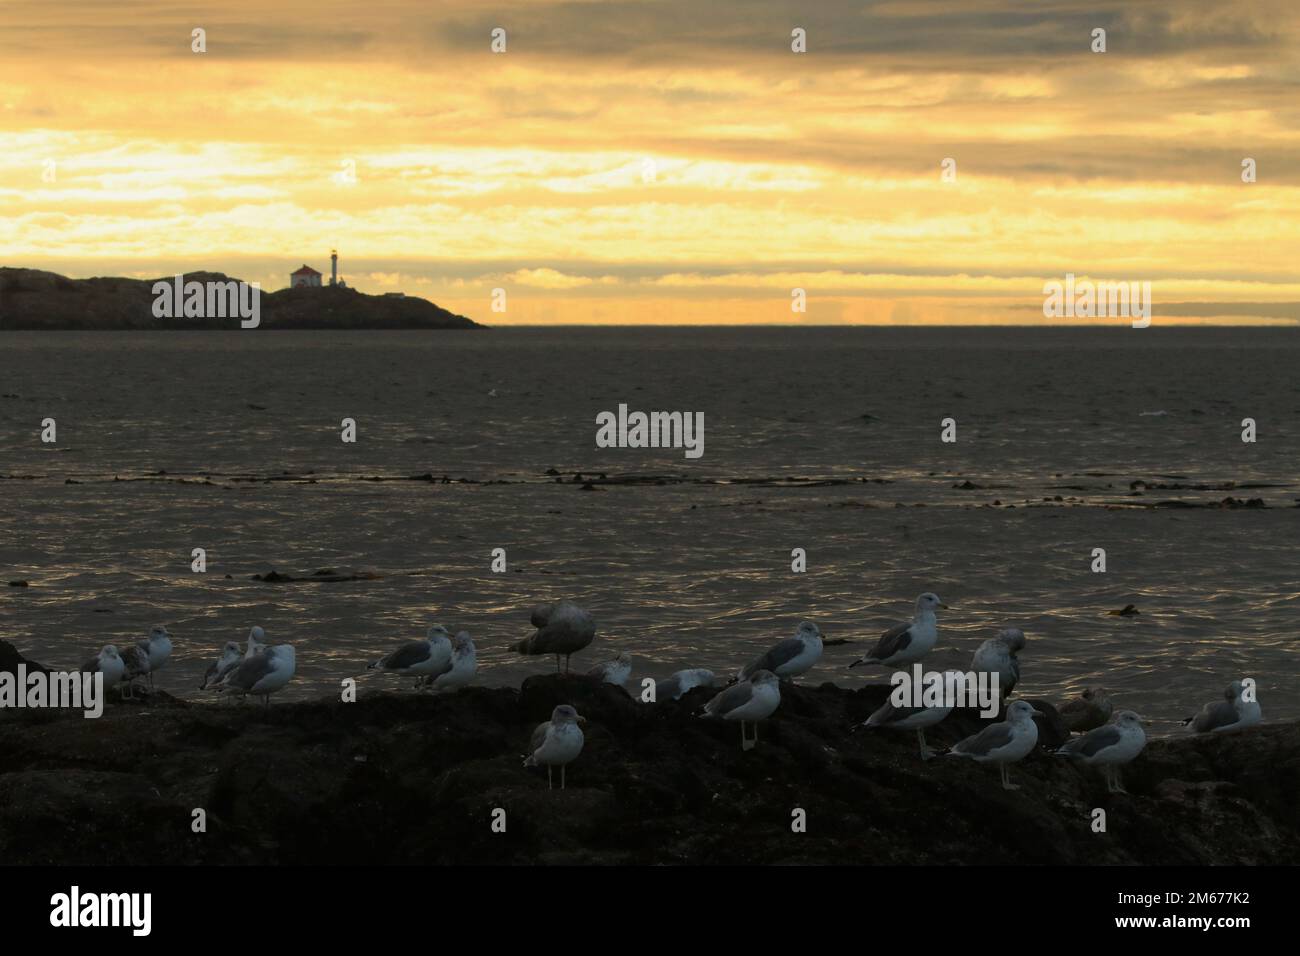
[{"left": 290, "top": 264, "right": 322, "bottom": 288}]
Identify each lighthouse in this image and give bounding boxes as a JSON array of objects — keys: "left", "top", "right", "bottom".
[{"left": 330, "top": 250, "right": 338, "bottom": 287}]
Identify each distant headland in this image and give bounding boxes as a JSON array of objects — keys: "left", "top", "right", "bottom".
[{"left": 0, "top": 267, "right": 483, "bottom": 330}]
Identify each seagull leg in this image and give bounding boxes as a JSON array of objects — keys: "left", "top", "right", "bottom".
[
  {"left": 547, "top": 765, "right": 553, "bottom": 790},
  {"left": 1000, "top": 764, "right": 1020, "bottom": 790},
  {"left": 565, "top": 654, "right": 571, "bottom": 675},
  {"left": 917, "top": 728, "right": 936, "bottom": 761},
  {"left": 554, "top": 655, "right": 561, "bottom": 674},
  {"left": 561, "top": 765, "right": 566, "bottom": 790}
]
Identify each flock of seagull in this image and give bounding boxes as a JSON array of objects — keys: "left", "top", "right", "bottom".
[{"left": 75, "top": 593, "right": 1265, "bottom": 792}]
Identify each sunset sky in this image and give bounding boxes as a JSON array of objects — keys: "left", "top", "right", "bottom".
[{"left": 2, "top": 0, "right": 1298, "bottom": 324}]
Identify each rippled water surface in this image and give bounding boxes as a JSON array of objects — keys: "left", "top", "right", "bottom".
[{"left": 2, "top": 327, "right": 1297, "bottom": 725}]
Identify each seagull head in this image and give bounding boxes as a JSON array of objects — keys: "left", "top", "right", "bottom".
[
  {"left": 452, "top": 631, "right": 474, "bottom": 651},
  {"left": 148, "top": 625, "right": 171, "bottom": 643},
  {"left": 797, "top": 621, "right": 822, "bottom": 640},
  {"left": 248, "top": 625, "right": 266, "bottom": 642},
  {"left": 749, "top": 669, "right": 779, "bottom": 687},
  {"left": 426, "top": 624, "right": 452, "bottom": 642},
  {"left": 552, "top": 704, "right": 586, "bottom": 726},
  {"left": 1006, "top": 700, "right": 1042, "bottom": 722},
  {"left": 916, "top": 592, "right": 948, "bottom": 612},
  {"left": 102, "top": 645, "right": 121, "bottom": 661},
  {"left": 1114, "top": 710, "right": 1145, "bottom": 727},
  {"left": 1225, "top": 680, "right": 1244, "bottom": 701},
  {"left": 996, "top": 627, "right": 1026, "bottom": 652}
]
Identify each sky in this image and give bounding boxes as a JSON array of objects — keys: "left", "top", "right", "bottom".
[{"left": 2, "top": 0, "right": 1298, "bottom": 325}]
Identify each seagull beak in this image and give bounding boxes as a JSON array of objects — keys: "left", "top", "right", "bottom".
[
  {"left": 940, "top": 604, "right": 951, "bottom": 610},
  {"left": 576, "top": 716, "right": 588, "bottom": 725},
  {"left": 1031, "top": 709, "right": 1045, "bottom": 716}
]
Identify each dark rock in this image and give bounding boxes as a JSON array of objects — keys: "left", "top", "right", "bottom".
[{"left": 0, "top": 675, "right": 1295, "bottom": 864}]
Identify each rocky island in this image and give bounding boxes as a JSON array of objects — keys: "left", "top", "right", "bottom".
[
  {"left": 0, "top": 268, "right": 482, "bottom": 330},
  {"left": 0, "top": 642, "right": 1295, "bottom": 865}
]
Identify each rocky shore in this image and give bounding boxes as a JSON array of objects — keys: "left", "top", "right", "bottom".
[
  {"left": 0, "top": 268, "right": 481, "bottom": 330},
  {"left": 0, "top": 642, "right": 1295, "bottom": 865}
]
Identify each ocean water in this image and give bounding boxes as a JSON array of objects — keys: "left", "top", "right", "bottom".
[{"left": 1, "top": 327, "right": 1297, "bottom": 726}]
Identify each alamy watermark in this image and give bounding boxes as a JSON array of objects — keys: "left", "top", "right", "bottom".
[
  {"left": 152, "top": 274, "right": 261, "bottom": 328},
  {"left": 0, "top": 666, "right": 104, "bottom": 718},
  {"left": 1043, "top": 273, "right": 1151, "bottom": 328},
  {"left": 890, "top": 665, "right": 1001, "bottom": 718},
  {"left": 595, "top": 404, "right": 704, "bottom": 459}
]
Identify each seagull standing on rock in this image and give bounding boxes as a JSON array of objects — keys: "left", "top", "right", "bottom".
[
  {"left": 80, "top": 645, "right": 126, "bottom": 697},
  {"left": 949, "top": 699, "right": 1042, "bottom": 790},
  {"left": 850, "top": 592, "right": 947, "bottom": 669},
  {"left": 1184, "top": 679, "right": 1262, "bottom": 733},
  {"left": 513, "top": 601, "right": 595, "bottom": 674},
  {"left": 119, "top": 643, "right": 151, "bottom": 699},
  {"left": 524, "top": 704, "right": 586, "bottom": 790},
  {"left": 139, "top": 625, "right": 172, "bottom": 690},
  {"left": 970, "top": 627, "right": 1026, "bottom": 702},
  {"left": 860, "top": 670, "right": 966, "bottom": 760},
  {"left": 1056, "top": 711, "right": 1147, "bottom": 793},
  {"left": 420, "top": 630, "right": 478, "bottom": 693},
  {"left": 215, "top": 644, "right": 296, "bottom": 706},
  {"left": 702, "top": 669, "right": 781, "bottom": 751},
  {"left": 201, "top": 642, "right": 242, "bottom": 690},
  {"left": 369, "top": 625, "right": 454, "bottom": 689},
  {"left": 739, "top": 621, "right": 823, "bottom": 683}
]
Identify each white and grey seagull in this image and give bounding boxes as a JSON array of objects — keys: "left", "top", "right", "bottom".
[
  {"left": 948, "top": 699, "right": 1042, "bottom": 790},
  {"left": 860, "top": 670, "right": 966, "bottom": 760},
  {"left": 419, "top": 630, "right": 478, "bottom": 693},
  {"left": 850, "top": 592, "right": 947, "bottom": 669},
  {"left": 368, "top": 625, "right": 454, "bottom": 688},
  {"left": 214, "top": 644, "right": 296, "bottom": 706},
  {"left": 1056, "top": 710, "right": 1147, "bottom": 792},
  {"left": 80, "top": 645, "right": 127, "bottom": 698},
  {"left": 587, "top": 651, "right": 633, "bottom": 687},
  {"left": 653, "top": 668, "right": 717, "bottom": 702},
  {"left": 970, "top": 626, "right": 1026, "bottom": 702},
  {"left": 201, "top": 641, "right": 242, "bottom": 690},
  {"left": 739, "top": 621, "right": 823, "bottom": 682},
  {"left": 136, "top": 625, "right": 172, "bottom": 690},
  {"left": 1184, "top": 679, "right": 1262, "bottom": 734},
  {"left": 524, "top": 704, "right": 586, "bottom": 790},
  {"left": 702, "top": 669, "right": 781, "bottom": 751},
  {"left": 244, "top": 626, "right": 267, "bottom": 659}
]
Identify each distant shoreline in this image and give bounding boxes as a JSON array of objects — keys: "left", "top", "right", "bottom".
[{"left": 0, "top": 268, "right": 483, "bottom": 331}]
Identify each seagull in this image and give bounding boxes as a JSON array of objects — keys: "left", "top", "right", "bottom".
[
  {"left": 244, "top": 626, "right": 267, "bottom": 658},
  {"left": 701, "top": 669, "right": 781, "bottom": 751},
  {"left": 201, "top": 642, "right": 242, "bottom": 690},
  {"left": 513, "top": 601, "right": 595, "bottom": 674},
  {"left": 1058, "top": 687, "right": 1113, "bottom": 733},
  {"left": 119, "top": 643, "right": 151, "bottom": 699},
  {"left": 80, "top": 645, "right": 126, "bottom": 697},
  {"left": 654, "top": 668, "right": 716, "bottom": 702},
  {"left": 368, "top": 625, "right": 454, "bottom": 688},
  {"left": 420, "top": 630, "right": 478, "bottom": 693},
  {"left": 1108, "top": 604, "right": 1140, "bottom": 617},
  {"left": 860, "top": 671, "right": 964, "bottom": 759},
  {"left": 524, "top": 704, "right": 586, "bottom": 789},
  {"left": 138, "top": 625, "right": 172, "bottom": 689},
  {"left": 1056, "top": 711, "right": 1147, "bottom": 792},
  {"left": 739, "top": 621, "right": 823, "bottom": 682},
  {"left": 949, "top": 699, "right": 1043, "bottom": 790},
  {"left": 1184, "top": 679, "right": 1262, "bottom": 733},
  {"left": 970, "top": 627, "right": 1026, "bottom": 701},
  {"left": 850, "top": 592, "right": 947, "bottom": 669},
  {"left": 214, "top": 644, "right": 296, "bottom": 706},
  {"left": 587, "top": 652, "right": 633, "bottom": 687}
]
